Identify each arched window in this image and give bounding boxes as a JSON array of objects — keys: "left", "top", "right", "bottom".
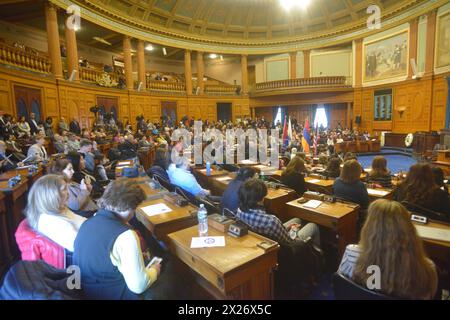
[{"left": 314, "top": 106, "right": 328, "bottom": 128}]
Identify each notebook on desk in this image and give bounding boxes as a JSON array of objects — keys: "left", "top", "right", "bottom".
[{"left": 414, "top": 225, "right": 450, "bottom": 243}]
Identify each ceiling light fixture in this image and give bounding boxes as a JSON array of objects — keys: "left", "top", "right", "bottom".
[
  {"left": 209, "top": 53, "right": 218, "bottom": 59},
  {"left": 279, "top": 0, "right": 311, "bottom": 11},
  {"left": 145, "top": 44, "right": 154, "bottom": 51}
]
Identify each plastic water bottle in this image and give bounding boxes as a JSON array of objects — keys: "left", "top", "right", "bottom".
[
  {"left": 260, "top": 171, "right": 265, "bottom": 182},
  {"left": 206, "top": 161, "right": 211, "bottom": 176},
  {"left": 197, "top": 204, "right": 208, "bottom": 236}
]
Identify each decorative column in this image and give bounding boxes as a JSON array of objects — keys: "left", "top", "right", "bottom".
[
  {"left": 196, "top": 51, "right": 204, "bottom": 95},
  {"left": 137, "top": 40, "right": 146, "bottom": 89},
  {"left": 354, "top": 39, "right": 363, "bottom": 87},
  {"left": 123, "top": 36, "right": 134, "bottom": 90},
  {"left": 303, "top": 50, "right": 310, "bottom": 78},
  {"left": 425, "top": 10, "right": 437, "bottom": 76},
  {"left": 241, "top": 54, "right": 248, "bottom": 95},
  {"left": 184, "top": 50, "right": 192, "bottom": 95},
  {"left": 65, "top": 15, "right": 79, "bottom": 81},
  {"left": 408, "top": 18, "right": 419, "bottom": 79},
  {"left": 289, "top": 51, "right": 297, "bottom": 79},
  {"left": 44, "top": 3, "right": 63, "bottom": 79}
]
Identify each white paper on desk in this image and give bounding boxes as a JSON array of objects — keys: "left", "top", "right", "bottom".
[
  {"left": 367, "top": 189, "right": 389, "bottom": 196},
  {"left": 303, "top": 200, "right": 322, "bottom": 209},
  {"left": 216, "top": 176, "right": 232, "bottom": 182},
  {"left": 141, "top": 203, "right": 172, "bottom": 217},
  {"left": 191, "top": 236, "right": 225, "bottom": 248},
  {"left": 307, "top": 179, "right": 321, "bottom": 183},
  {"left": 415, "top": 225, "right": 450, "bottom": 243},
  {"left": 239, "top": 159, "right": 256, "bottom": 164},
  {"left": 117, "top": 161, "right": 130, "bottom": 166}
]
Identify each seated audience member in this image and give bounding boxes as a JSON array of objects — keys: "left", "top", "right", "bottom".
[
  {"left": 66, "top": 151, "right": 97, "bottom": 188},
  {"left": 431, "top": 166, "right": 448, "bottom": 194},
  {"left": 26, "top": 134, "right": 48, "bottom": 163},
  {"left": 73, "top": 179, "right": 161, "bottom": 300},
  {"left": 53, "top": 134, "right": 66, "bottom": 154},
  {"left": 333, "top": 160, "right": 369, "bottom": 209},
  {"left": 48, "top": 158, "right": 98, "bottom": 217},
  {"left": 393, "top": 163, "right": 449, "bottom": 221},
  {"left": 6, "top": 134, "right": 25, "bottom": 161},
  {"left": 167, "top": 157, "right": 210, "bottom": 197},
  {"left": 148, "top": 148, "right": 169, "bottom": 181},
  {"left": 78, "top": 139, "right": 95, "bottom": 173},
  {"left": 324, "top": 157, "right": 341, "bottom": 179},
  {"left": 17, "top": 116, "right": 31, "bottom": 137},
  {"left": 280, "top": 157, "right": 307, "bottom": 196},
  {"left": 343, "top": 152, "right": 357, "bottom": 162},
  {"left": 24, "top": 174, "right": 86, "bottom": 252},
  {"left": 119, "top": 135, "right": 138, "bottom": 159},
  {"left": 66, "top": 133, "right": 80, "bottom": 152},
  {"left": 0, "top": 140, "right": 23, "bottom": 171},
  {"left": 236, "top": 179, "right": 320, "bottom": 247},
  {"left": 338, "top": 199, "right": 437, "bottom": 299},
  {"left": 367, "top": 156, "right": 392, "bottom": 188},
  {"left": 220, "top": 167, "right": 257, "bottom": 214}
]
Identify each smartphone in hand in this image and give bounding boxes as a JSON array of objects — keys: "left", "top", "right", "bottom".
[{"left": 146, "top": 256, "right": 162, "bottom": 269}]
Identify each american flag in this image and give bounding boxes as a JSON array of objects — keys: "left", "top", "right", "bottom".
[{"left": 313, "top": 125, "right": 318, "bottom": 156}]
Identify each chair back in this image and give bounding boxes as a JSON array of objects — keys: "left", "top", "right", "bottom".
[
  {"left": 401, "top": 201, "right": 449, "bottom": 223},
  {"left": 175, "top": 186, "right": 200, "bottom": 206},
  {"left": 154, "top": 174, "right": 176, "bottom": 192},
  {"left": 197, "top": 196, "right": 220, "bottom": 215},
  {"left": 332, "top": 272, "right": 394, "bottom": 300}
]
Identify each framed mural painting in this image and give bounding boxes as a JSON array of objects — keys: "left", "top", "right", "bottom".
[
  {"left": 435, "top": 10, "right": 450, "bottom": 70},
  {"left": 363, "top": 30, "right": 409, "bottom": 83}
]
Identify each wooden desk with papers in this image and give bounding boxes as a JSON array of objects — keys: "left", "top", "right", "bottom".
[
  {"left": 168, "top": 225, "right": 279, "bottom": 299},
  {"left": 136, "top": 198, "right": 198, "bottom": 243},
  {"left": 286, "top": 199, "right": 359, "bottom": 255}
]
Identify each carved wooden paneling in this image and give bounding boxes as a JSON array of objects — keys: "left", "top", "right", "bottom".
[
  {"left": 431, "top": 75, "right": 448, "bottom": 131},
  {"left": 329, "top": 104, "right": 347, "bottom": 129}
]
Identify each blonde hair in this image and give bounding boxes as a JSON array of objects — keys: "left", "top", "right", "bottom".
[
  {"left": 353, "top": 199, "right": 437, "bottom": 299},
  {"left": 340, "top": 160, "right": 361, "bottom": 183},
  {"left": 24, "top": 174, "right": 68, "bottom": 229}
]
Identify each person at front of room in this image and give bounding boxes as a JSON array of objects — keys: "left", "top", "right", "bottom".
[
  {"left": 338, "top": 199, "right": 438, "bottom": 299},
  {"left": 333, "top": 160, "right": 369, "bottom": 209},
  {"left": 73, "top": 179, "right": 161, "bottom": 300},
  {"left": 236, "top": 179, "right": 320, "bottom": 247}
]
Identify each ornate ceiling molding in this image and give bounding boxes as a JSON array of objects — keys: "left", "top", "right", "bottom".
[{"left": 50, "top": 0, "right": 447, "bottom": 54}]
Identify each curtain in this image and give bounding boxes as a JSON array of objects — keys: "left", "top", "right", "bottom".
[
  {"left": 280, "top": 106, "right": 288, "bottom": 126},
  {"left": 446, "top": 77, "right": 450, "bottom": 129},
  {"left": 324, "top": 104, "right": 332, "bottom": 129},
  {"left": 31, "top": 99, "right": 41, "bottom": 122},
  {"left": 17, "top": 98, "right": 28, "bottom": 120},
  {"left": 310, "top": 105, "right": 317, "bottom": 126},
  {"left": 272, "top": 106, "right": 279, "bottom": 125}
]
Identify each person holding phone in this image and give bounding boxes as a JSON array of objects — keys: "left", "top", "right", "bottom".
[{"left": 73, "top": 179, "right": 162, "bottom": 300}]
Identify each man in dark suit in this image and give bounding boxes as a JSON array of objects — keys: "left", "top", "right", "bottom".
[
  {"left": 28, "top": 112, "right": 40, "bottom": 135},
  {"left": 70, "top": 117, "right": 81, "bottom": 135},
  {"left": 118, "top": 134, "right": 138, "bottom": 159}
]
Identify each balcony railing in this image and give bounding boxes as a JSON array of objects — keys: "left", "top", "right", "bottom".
[
  {"left": 147, "top": 80, "right": 186, "bottom": 93},
  {"left": 0, "top": 42, "right": 51, "bottom": 74},
  {"left": 79, "top": 67, "right": 119, "bottom": 86},
  {"left": 254, "top": 76, "right": 349, "bottom": 92},
  {"left": 204, "top": 85, "right": 240, "bottom": 96}
]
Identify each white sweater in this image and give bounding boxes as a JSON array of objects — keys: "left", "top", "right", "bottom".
[{"left": 37, "top": 209, "right": 86, "bottom": 252}]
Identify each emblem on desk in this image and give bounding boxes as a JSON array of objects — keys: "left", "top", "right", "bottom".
[{"left": 204, "top": 237, "right": 216, "bottom": 244}]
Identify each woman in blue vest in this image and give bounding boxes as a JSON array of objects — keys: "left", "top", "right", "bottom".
[{"left": 73, "top": 178, "right": 161, "bottom": 300}]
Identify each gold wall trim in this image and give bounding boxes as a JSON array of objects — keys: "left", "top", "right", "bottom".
[{"left": 50, "top": 0, "right": 448, "bottom": 55}]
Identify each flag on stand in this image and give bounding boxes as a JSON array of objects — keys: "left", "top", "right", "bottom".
[
  {"left": 313, "top": 125, "right": 318, "bottom": 156},
  {"left": 301, "top": 119, "right": 311, "bottom": 154},
  {"left": 282, "top": 115, "right": 289, "bottom": 147},
  {"left": 288, "top": 116, "right": 293, "bottom": 144}
]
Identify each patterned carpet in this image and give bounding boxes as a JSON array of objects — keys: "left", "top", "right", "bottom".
[{"left": 358, "top": 154, "right": 417, "bottom": 174}]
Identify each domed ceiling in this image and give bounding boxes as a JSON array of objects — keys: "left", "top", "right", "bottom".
[{"left": 52, "top": 0, "right": 440, "bottom": 53}]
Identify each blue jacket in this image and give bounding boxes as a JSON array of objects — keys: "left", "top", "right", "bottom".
[{"left": 0, "top": 260, "right": 81, "bottom": 300}]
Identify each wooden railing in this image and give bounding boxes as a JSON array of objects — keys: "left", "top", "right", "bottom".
[
  {"left": 254, "top": 76, "right": 349, "bottom": 92},
  {"left": 204, "top": 85, "right": 240, "bottom": 95},
  {"left": 147, "top": 80, "right": 186, "bottom": 93},
  {"left": 79, "top": 67, "right": 119, "bottom": 84},
  {"left": 0, "top": 42, "right": 51, "bottom": 74}
]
